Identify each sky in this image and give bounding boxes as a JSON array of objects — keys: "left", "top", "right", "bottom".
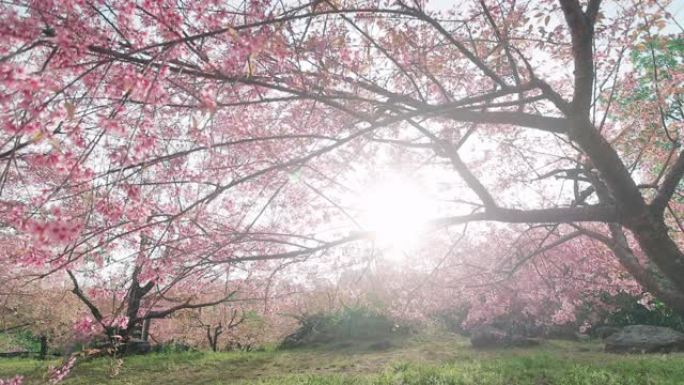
[{"left": 425, "top": 0, "right": 684, "bottom": 34}]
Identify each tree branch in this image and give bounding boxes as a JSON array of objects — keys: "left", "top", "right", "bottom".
[
  {"left": 652, "top": 148, "right": 684, "bottom": 215},
  {"left": 208, "top": 206, "right": 618, "bottom": 265},
  {"left": 433, "top": 205, "right": 618, "bottom": 227},
  {"left": 143, "top": 291, "right": 238, "bottom": 320},
  {"left": 407, "top": 119, "right": 497, "bottom": 208},
  {"left": 558, "top": 0, "right": 595, "bottom": 114},
  {"left": 439, "top": 109, "right": 568, "bottom": 134},
  {"left": 67, "top": 270, "right": 104, "bottom": 323},
  {"left": 585, "top": 0, "right": 603, "bottom": 25},
  {"left": 577, "top": 224, "right": 684, "bottom": 314},
  {"left": 410, "top": 6, "right": 508, "bottom": 88}
]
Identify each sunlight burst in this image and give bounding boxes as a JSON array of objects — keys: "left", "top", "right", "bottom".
[{"left": 360, "top": 175, "right": 435, "bottom": 250}]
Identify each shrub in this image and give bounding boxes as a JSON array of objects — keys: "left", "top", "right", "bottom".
[
  {"left": 432, "top": 306, "right": 470, "bottom": 336},
  {"left": 280, "top": 306, "right": 407, "bottom": 348},
  {"left": 0, "top": 330, "right": 40, "bottom": 353},
  {"left": 602, "top": 293, "right": 684, "bottom": 332}
]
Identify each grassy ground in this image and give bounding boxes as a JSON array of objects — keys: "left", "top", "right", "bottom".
[{"left": 1, "top": 333, "right": 683, "bottom": 384}]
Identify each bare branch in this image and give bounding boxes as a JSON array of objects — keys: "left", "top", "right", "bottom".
[
  {"left": 67, "top": 270, "right": 104, "bottom": 323},
  {"left": 434, "top": 205, "right": 618, "bottom": 227},
  {"left": 143, "top": 291, "right": 239, "bottom": 320},
  {"left": 652, "top": 148, "right": 684, "bottom": 215}
]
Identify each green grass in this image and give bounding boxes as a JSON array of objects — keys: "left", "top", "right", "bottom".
[{"left": 1, "top": 333, "right": 683, "bottom": 384}]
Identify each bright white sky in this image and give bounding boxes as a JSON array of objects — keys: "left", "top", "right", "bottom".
[
  {"left": 426, "top": 0, "right": 684, "bottom": 33},
  {"left": 427, "top": 0, "right": 684, "bottom": 13}
]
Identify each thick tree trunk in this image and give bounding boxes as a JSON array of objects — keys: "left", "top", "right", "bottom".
[
  {"left": 141, "top": 319, "right": 150, "bottom": 341},
  {"left": 206, "top": 325, "right": 222, "bottom": 352},
  {"left": 628, "top": 215, "right": 684, "bottom": 295},
  {"left": 39, "top": 336, "right": 47, "bottom": 360},
  {"left": 554, "top": 1, "right": 684, "bottom": 317},
  {"left": 606, "top": 224, "right": 684, "bottom": 316}
]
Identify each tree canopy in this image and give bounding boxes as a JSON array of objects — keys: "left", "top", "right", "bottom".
[{"left": 1, "top": 0, "right": 684, "bottom": 334}]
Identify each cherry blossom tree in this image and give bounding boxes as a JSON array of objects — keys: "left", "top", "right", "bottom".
[{"left": 1, "top": 0, "right": 684, "bottom": 341}]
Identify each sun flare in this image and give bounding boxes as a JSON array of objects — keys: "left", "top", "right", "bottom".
[{"left": 360, "top": 175, "right": 435, "bottom": 250}]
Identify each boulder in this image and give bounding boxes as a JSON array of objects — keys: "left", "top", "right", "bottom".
[
  {"left": 470, "top": 326, "right": 508, "bottom": 348},
  {"left": 368, "top": 340, "right": 393, "bottom": 351},
  {"left": 470, "top": 326, "right": 542, "bottom": 348},
  {"left": 593, "top": 326, "right": 621, "bottom": 340},
  {"left": 604, "top": 325, "right": 684, "bottom": 353},
  {"left": 545, "top": 325, "right": 581, "bottom": 341}
]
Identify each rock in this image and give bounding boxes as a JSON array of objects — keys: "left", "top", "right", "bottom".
[
  {"left": 604, "top": 325, "right": 684, "bottom": 353},
  {"left": 123, "top": 338, "right": 151, "bottom": 355},
  {"left": 470, "top": 326, "right": 509, "bottom": 348},
  {"left": 368, "top": 340, "right": 393, "bottom": 351},
  {"left": 545, "top": 325, "right": 581, "bottom": 341},
  {"left": 470, "top": 326, "right": 542, "bottom": 348},
  {"left": 593, "top": 326, "right": 621, "bottom": 339}
]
